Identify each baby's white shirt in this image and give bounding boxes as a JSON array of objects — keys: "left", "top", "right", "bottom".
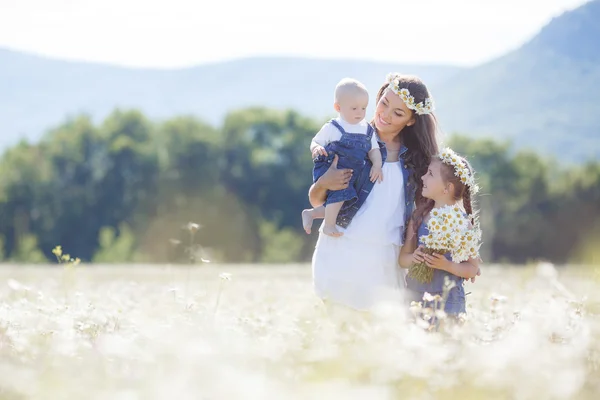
[{"left": 311, "top": 117, "right": 379, "bottom": 151}]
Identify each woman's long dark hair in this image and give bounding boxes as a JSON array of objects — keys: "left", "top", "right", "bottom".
[{"left": 372, "top": 74, "right": 440, "bottom": 234}]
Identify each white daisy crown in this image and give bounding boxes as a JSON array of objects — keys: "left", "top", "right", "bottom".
[
  {"left": 386, "top": 73, "right": 435, "bottom": 115},
  {"left": 439, "top": 147, "right": 480, "bottom": 194}
]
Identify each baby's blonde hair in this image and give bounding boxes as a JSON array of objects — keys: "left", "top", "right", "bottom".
[{"left": 334, "top": 78, "right": 369, "bottom": 103}]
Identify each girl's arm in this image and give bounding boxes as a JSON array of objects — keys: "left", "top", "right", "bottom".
[
  {"left": 398, "top": 220, "right": 423, "bottom": 268},
  {"left": 423, "top": 254, "right": 480, "bottom": 279},
  {"left": 308, "top": 155, "right": 352, "bottom": 207}
]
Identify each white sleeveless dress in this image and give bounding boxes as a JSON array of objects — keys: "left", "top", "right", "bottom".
[{"left": 312, "top": 161, "right": 407, "bottom": 311}]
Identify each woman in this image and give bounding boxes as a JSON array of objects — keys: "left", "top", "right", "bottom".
[{"left": 308, "top": 73, "right": 439, "bottom": 311}]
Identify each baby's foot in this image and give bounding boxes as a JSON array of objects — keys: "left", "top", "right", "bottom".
[
  {"left": 323, "top": 224, "right": 343, "bottom": 237},
  {"left": 302, "top": 209, "right": 315, "bottom": 234}
]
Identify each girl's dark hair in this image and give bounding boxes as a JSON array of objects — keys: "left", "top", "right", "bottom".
[{"left": 412, "top": 156, "right": 479, "bottom": 234}]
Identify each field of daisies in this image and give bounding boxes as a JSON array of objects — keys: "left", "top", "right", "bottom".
[{"left": 0, "top": 262, "right": 598, "bottom": 399}]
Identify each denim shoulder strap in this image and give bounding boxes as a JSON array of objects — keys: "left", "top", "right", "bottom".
[
  {"left": 366, "top": 123, "right": 374, "bottom": 139},
  {"left": 329, "top": 119, "right": 346, "bottom": 135}
]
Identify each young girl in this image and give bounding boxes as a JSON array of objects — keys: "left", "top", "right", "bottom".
[{"left": 398, "top": 148, "right": 481, "bottom": 317}]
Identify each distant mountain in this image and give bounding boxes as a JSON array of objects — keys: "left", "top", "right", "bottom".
[
  {"left": 2, "top": 0, "right": 599, "bottom": 161},
  {"left": 432, "top": 0, "right": 600, "bottom": 161},
  {"left": 0, "top": 50, "right": 462, "bottom": 150}
]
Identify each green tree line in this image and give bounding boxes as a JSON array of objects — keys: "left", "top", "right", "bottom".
[{"left": 0, "top": 108, "right": 598, "bottom": 265}]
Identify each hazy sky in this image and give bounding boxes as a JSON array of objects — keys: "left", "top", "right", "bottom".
[{"left": 0, "top": 0, "right": 590, "bottom": 68}]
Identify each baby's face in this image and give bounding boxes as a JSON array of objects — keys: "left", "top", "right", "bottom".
[{"left": 337, "top": 93, "right": 368, "bottom": 123}]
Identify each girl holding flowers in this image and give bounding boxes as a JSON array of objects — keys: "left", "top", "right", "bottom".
[{"left": 398, "top": 148, "right": 482, "bottom": 316}]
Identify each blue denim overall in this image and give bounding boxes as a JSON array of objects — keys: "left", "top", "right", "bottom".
[
  {"left": 312, "top": 120, "right": 417, "bottom": 242},
  {"left": 405, "top": 220, "right": 466, "bottom": 315},
  {"left": 312, "top": 120, "right": 376, "bottom": 206}
]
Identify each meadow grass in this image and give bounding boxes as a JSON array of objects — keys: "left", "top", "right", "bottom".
[{"left": 0, "top": 263, "right": 598, "bottom": 399}]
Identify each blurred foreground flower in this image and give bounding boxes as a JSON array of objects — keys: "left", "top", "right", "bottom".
[
  {"left": 52, "top": 245, "right": 81, "bottom": 266},
  {"left": 490, "top": 294, "right": 507, "bottom": 303},
  {"left": 219, "top": 273, "right": 232, "bottom": 281},
  {"left": 214, "top": 272, "right": 232, "bottom": 316},
  {"left": 186, "top": 222, "right": 201, "bottom": 233},
  {"left": 536, "top": 262, "right": 558, "bottom": 279},
  {"left": 182, "top": 221, "right": 212, "bottom": 264}
]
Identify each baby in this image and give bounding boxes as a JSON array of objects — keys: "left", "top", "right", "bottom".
[{"left": 302, "top": 78, "right": 383, "bottom": 237}]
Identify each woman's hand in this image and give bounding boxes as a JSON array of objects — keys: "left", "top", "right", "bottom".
[
  {"left": 316, "top": 154, "right": 352, "bottom": 191},
  {"left": 423, "top": 252, "right": 452, "bottom": 271}
]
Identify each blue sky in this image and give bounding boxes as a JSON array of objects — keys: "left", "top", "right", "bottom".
[{"left": 0, "top": 0, "right": 590, "bottom": 68}]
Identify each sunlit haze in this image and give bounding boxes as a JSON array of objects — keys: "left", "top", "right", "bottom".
[{"left": 0, "top": 0, "right": 590, "bottom": 68}]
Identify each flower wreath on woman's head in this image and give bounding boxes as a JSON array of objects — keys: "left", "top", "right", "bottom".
[{"left": 386, "top": 73, "right": 435, "bottom": 116}]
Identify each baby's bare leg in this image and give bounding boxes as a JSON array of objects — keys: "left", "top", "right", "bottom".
[
  {"left": 301, "top": 206, "right": 325, "bottom": 234},
  {"left": 323, "top": 202, "right": 344, "bottom": 237}
]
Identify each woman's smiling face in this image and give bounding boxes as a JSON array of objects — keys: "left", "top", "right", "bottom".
[{"left": 373, "top": 88, "right": 415, "bottom": 135}]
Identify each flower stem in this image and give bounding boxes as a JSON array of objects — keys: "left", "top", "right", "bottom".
[{"left": 407, "top": 248, "right": 440, "bottom": 283}]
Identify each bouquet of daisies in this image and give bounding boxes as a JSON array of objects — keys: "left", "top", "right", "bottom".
[{"left": 408, "top": 204, "right": 482, "bottom": 284}]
